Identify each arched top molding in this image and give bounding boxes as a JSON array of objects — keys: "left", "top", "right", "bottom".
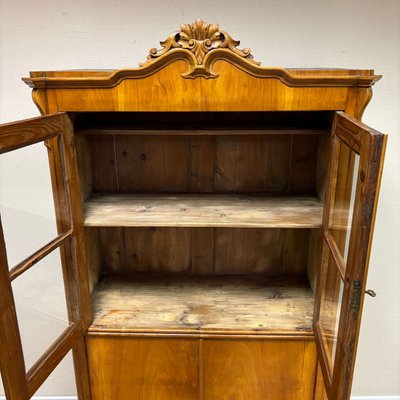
[{"left": 22, "top": 19, "right": 381, "bottom": 89}]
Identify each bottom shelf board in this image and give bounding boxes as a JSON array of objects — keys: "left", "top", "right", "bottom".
[{"left": 89, "top": 275, "right": 314, "bottom": 336}]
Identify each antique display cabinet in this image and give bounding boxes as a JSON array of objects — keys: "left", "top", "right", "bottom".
[{"left": 0, "top": 20, "right": 387, "bottom": 400}]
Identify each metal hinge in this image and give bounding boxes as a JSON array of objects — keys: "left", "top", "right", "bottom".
[{"left": 350, "top": 280, "right": 362, "bottom": 312}]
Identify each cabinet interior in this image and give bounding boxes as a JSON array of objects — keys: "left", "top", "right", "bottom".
[{"left": 73, "top": 111, "right": 333, "bottom": 336}]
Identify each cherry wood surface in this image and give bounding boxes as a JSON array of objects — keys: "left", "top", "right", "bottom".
[
  {"left": 314, "top": 112, "right": 387, "bottom": 399},
  {"left": 86, "top": 336, "right": 317, "bottom": 400},
  {"left": 1, "top": 19, "right": 384, "bottom": 400},
  {"left": 87, "top": 337, "right": 199, "bottom": 400},
  {"left": 203, "top": 339, "right": 317, "bottom": 400}
]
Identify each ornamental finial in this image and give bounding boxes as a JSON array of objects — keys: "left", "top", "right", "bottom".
[{"left": 140, "top": 19, "right": 260, "bottom": 72}]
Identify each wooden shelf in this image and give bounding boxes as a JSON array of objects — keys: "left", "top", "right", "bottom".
[
  {"left": 89, "top": 275, "right": 314, "bottom": 336},
  {"left": 83, "top": 194, "right": 323, "bottom": 228}
]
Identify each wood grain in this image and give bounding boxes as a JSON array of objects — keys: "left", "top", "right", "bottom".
[
  {"left": 314, "top": 112, "right": 387, "bottom": 400},
  {"left": 190, "top": 136, "right": 215, "bottom": 192},
  {"left": 115, "top": 135, "right": 190, "bottom": 192},
  {"left": 27, "top": 62, "right": 355, "bottom": 113},
  {"left": 0, "top": 113, "right": 64, "bottom": 154},
  {"left": 123, "top": 227, "right": 191, "bottom": 274},
  {"left": 214, "top": 228, "right": 286, "bottom": 274},
  {"left": 332, "top": 115, "right": 387, "bottom": 399},
  {"left": 9, "top": 229, "right": 72, "bottom": 281},
  {"left": 89, "top": 275, "right": 314, "bottom": 335},
  {"left": 98, "top": 227, "right": 123, "bottom": 275},
  {"left": 203, "top": 339, "right": 317, "bottom": 400},
  {"left": 74, "top": 133, "right": 93, "bottom": 202},
  {"left": 23, "top": 49, "right": 380, "bottom": 89},
  {"left": 88, "top": 133, "right": 322, "bottom": 195},
  {"left": 45, "top": 115, "right": 93, "bottom": 399},
  {"left": 84, "top": 228, "right": 101, "bottom": 294},
  {"left": 87, "top": 337, "right": 199, "bottom": 400},
  {"left": 191, "top": 228, "right": 214, "bottom": 275},
  {"left": 84, "top": 194, "right": 323, "bottom": 228},
  {"left": 214, "top": 135, "right": 291, "bottom": 192},
  {"left": 284, "top": 228, "right": 312, "bottom": 275},
  {"left": 289, "top": 134, "right": 318, "bottom": 193},
  {"left": 72, "top": 337, "right": 93, "bottom": 400},
  {"left": 316, "top": 135, "right": 330, "bottom": 200},
  {"left": 308, "top": 228, "right": 322, "bottom": 293},
  {"left": 97, "top": 227, "right": 311, "bottom": 276},
  {"left": 0, "top": 218, "right": 29, "bottom": 400},
  {"left": 91, "top": 135, "right": 118, "bottom": 192},
  {"left": 314, "top": 363, "right": 329, "bottom": 400},
  {"left": 26, "top": 324, "right": 80, "bottom": 398}
]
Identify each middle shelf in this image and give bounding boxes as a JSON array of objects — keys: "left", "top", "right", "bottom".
[{"left": 83, "top": 194, "right": 323, "bottom": 228}]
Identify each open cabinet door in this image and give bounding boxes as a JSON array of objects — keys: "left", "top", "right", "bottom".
[
  {"left": 314, "top": 112, "right": 387, "bottom": 400},
  {"left": 0, "top": 114, "right": 91, "bottom": 399}
]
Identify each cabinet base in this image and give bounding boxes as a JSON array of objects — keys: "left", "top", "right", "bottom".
[{"left": 86, "top": 335, "right": 317, "bottom": 400}]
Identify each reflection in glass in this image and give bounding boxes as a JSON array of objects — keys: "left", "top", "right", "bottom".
[
  {"left": 11, "top": 250, "right": 69, "bottom": 370},
  {"left": 0, "top": 142, "right": 58, "bottom": 268},
  {"left": 329, "top": 141, "right": 360, "bottom": 264},
  {"left": 319, "top": 252, "right": 344, "bottom": 372}
]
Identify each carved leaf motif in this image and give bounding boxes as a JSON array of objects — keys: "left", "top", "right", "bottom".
[{"left": 140, "top": 19, "right": 260, "bottom": 74}]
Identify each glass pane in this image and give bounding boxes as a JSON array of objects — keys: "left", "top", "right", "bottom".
[
  {"left": 0, "top": 142, "right": 58, "bottom": 268},
  {"left": 11, "top": 249, "right": 70, "bottom": 370},
  {"left": 319, "top": 251, "right": 344, "bottom": 373},
  {"left": 329, "top": 140, "right": 360, "bottom": 264},
  {"left": 0, "top": 350, "right": 77, "bottom": 397},
  {"left": 35, "top": 350, "right": 77, "bottom": 396}
]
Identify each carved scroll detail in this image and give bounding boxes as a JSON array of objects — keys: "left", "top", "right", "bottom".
[{"left": 140, "top": 19, "right": 260, "bottom": 78}]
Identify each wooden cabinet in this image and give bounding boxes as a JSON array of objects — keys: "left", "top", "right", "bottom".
[
  {"left": 87, "top": 337, "right": 200, "bottom": 400},
  {"left": 0, "top": 20, "right": 387, "bottom": 400}
]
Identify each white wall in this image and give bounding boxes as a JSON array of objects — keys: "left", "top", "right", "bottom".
[{"left": 0, "top": 0, "right": 399, "bottom": 396}]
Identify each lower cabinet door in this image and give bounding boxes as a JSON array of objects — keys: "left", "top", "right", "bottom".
[
  {"left": 202, "top": 339, "right": 317, "bottom": 400},
  {"left": 87, "top": 336, "right": 199, "bottom": 400},
  {"left": 87, "top": 336, "right": 316, "bottom": 400}
]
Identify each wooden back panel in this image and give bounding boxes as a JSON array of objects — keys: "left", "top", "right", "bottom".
[
  {"left": 94, "top": 227, "right": 310, "bottom": 276},
  {"left": 83, "top": 133, "right": 322, "bottom": 195}
]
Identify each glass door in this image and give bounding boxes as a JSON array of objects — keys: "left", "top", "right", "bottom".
[
  {"left": 314, "top": 111, "right": 386, "bottom": 400},
  {"left": 0, "top": 113, "right": 90, "bottom": 399}
]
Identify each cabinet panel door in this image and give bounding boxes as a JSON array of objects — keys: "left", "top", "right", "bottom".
[
  {"left": 0, "top": 114, "right": 90, "bottom": 399},
  {"left": 87, "top": 337, "right": 199, "bottom": 400},
  {"left": 314, "top": 112, "right": 387, "bottom": 400},
  {"left": 203, "top": 339, "right": 317, "bottom": 400}
]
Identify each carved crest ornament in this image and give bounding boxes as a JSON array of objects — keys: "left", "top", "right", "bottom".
[{"left": 140, "top": 19, "right": 260, "bottom": 78}]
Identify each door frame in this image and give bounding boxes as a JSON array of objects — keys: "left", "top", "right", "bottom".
[
  {"left": 314, "top": 111, "right": 387, "bottom": 399},
  {"left": 0, "top": 113, "right": 91, "bottom": 399}
]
